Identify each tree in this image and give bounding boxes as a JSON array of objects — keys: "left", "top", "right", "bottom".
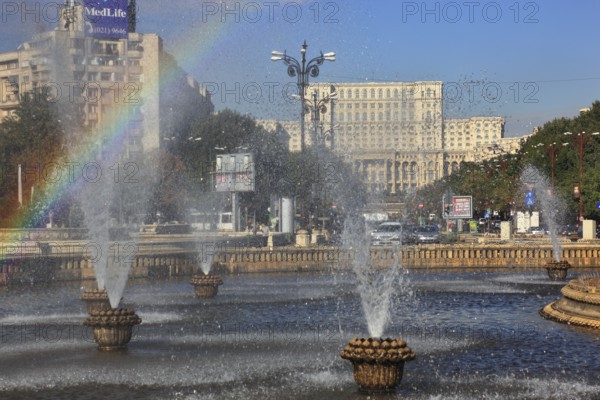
[
  {"left": 0, "top": 94, "right": 82, "bottom": 227},
  {"left": 522, "top": 101, "right": 600, "bottom": 221}
]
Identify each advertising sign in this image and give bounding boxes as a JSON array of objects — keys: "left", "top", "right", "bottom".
[
  {"left": 84, "top": 0, "right": 129, "bottom": 39},
  {"left": 451, "top": 196, "right": 473, "bottom": 219},
  {"left": 213, "top": 153, "right": 255, "bottom": 192},
  {"left": 469, "top": 220, "right": 478, "bottom": 233}
]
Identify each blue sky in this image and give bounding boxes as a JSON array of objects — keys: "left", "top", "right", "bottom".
[{"left": 2, "top": 0, "right": 600, "bottom": 136}]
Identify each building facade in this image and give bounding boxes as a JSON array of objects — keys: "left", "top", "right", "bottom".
[
  {"left": 263, "top": 81, "right": 514, "bottom": 193},
  {"left": 0, "top": 2, "right": 212, "bottom": 158}
]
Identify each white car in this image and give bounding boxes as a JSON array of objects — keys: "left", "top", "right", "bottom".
[{"left": 371, "top": 222, "right": 403, "bottom": 245}]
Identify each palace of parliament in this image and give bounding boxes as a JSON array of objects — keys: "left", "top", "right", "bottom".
[{"left": 260, "top": 81, "right": 524, "bottom": 193}]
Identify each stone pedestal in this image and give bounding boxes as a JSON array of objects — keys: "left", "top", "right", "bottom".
[
  {"left": 295, "top": 229, "right": 310, "bottom": 247},
  {"left": 84, "top": 309, "right": 141, "bottom": 351},
  {"left": 500, "top": 221, "right": 512, "bottom": 241},
  {"left": 545, "top": 260, "right": 570, "bottom": 281},
  {"left": 190, "top": 274, "right": 223, "bottom": 298},
  {"left": 583, "top": 219, "right": 597, "bottom": 240},
  {"left": 341, "top": 337, "right": 415, "bottom": 392}
]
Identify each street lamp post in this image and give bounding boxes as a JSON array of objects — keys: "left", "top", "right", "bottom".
[
  {"left": 305, "top": 85, "right": 337, "bottom": 147},
  {"left": 534, "top": 142, "right": 562, "bottom": 193},
  {"left": 271, "top": 41, "right": 336, "bottom": 153},
  {"left": 563, "top": 131, "right": 600, "bottom": 223}
]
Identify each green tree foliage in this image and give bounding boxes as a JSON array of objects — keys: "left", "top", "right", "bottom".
[
  {"left": 0, "top": 95, "right": 82, "bottom": 226},
  {"left": 173, "top": 109, "right": 289, "bottom": 223},
  {"left": 523, "top": 101, "right": 600, "bottom": 221},
  {"left": 414, "top": 101, "right": 600, "bottom": 224}
]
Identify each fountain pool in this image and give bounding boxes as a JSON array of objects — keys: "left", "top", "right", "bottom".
[{"left": 1, "top": 272, "right": 599, "bottom": 399}]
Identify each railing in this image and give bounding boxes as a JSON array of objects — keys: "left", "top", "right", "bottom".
[{"left": 2, "top": 242, "right": 600, "bottom": 285}]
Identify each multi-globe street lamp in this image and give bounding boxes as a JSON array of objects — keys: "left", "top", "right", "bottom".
[
  {"left": 303, "top": 85, "right": 337, "bottom": 147},
  {"left": 563, "top": 131, "right": 600, "bottom": 223},
  {"left": 271, "top": 41, "right": 336, "bottom": 153}
]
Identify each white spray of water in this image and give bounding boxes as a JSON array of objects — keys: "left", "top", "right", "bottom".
[
  {"left": 78, "top": 166, "right": 113, "bottom": 293},
  {"left": 520, "top": 165, "right": 567, "bottom": 262},
  {"left": 340, "top": 215, "right": 407, "bottom": 338},
  {"left": 199, "top": 254, "right": 214, "bottom": 275},
  {"left": 78, "top": 161, "right": 133, "bottom": 308}
]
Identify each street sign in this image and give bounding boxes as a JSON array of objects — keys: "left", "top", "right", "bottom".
[
  {"left": 525, "top": 191, "right": 535, "bottom": 207},
  {"left": 597, "top": 201, "right": 600, "bottom": 209},
  {"left": 418, "top": 204, "right": 424, "bottom": 209}
]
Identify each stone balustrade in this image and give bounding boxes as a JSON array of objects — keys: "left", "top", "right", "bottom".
[{"left": 1, "top": 242, "right": 600, "bottom": 285}]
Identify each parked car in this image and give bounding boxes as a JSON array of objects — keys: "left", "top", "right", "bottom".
[
  {"left": 415, "top": 225, "right": 441, "bottom": 244},
  {"left": 527, "top": 226, "right": 546, "bottom": 235},
  {"left": 560, "top": 225, "right": 581, "bottom": 237},
  {"left": 371, "top": 222, "right": 416, "bottom": 245},
  {"left": 490, "top": 220, "right": 502, "bottom": 232},
  {"left": 371, "top": 222, "right": 403, "bottom": 245}
]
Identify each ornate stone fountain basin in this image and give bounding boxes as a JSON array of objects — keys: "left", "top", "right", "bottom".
[
  {"left": 190, "top": 274, "right": 223, "bottom": 298},
  {"left": 340, "top": 337, "right": 416, "bottom": 392},
  {"left": 84, "top": 308, "right": 142, "bottom": 351},
  {"left": 545, "top": 260, "right": 571, "bottom": 281},
  {"left": 540, "top": 275, "right": 600, "bottom": 329}
]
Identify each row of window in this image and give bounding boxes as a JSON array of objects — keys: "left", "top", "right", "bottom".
[
  {"left": 339, "top": 101, "right": 439, "bottom": 110},
  {"left": 83, "top": 72, "right": 142, "bottom": 82},
  {"left": 0, "top": 61, "right": 18, "bottom": 70},
  {"left": 72, "top": 56, "right": 141, "bottom": 67},
  {"left": 70, "top": 38, "right": 144, "bottom": 55},
  {"left": 338, "top": 111, "right": 442, "bottom": 123},
  {"left": 338, "top": 87, "right": 438, "bottom": 100}
]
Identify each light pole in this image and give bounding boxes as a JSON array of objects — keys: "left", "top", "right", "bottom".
[
  {"left": 302, "top": 85, "right": 337, "bottom": 147},
  {"left": 563, "top": 131, "right": 600, "bottom": 223},
  {"left": 271, "top": 41, "right": 336, "bottom": 153},
  {"left": 534, "top": 142, "right": 561, "bottom": 193}
]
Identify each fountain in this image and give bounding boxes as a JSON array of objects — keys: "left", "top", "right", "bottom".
[
  {"left": 338, "top": 215, "right": 415, "bottom": 391},
  {"left": 190, "top": 258, "right": 223, "bottom": 298},
  {"left": 75, "top": 170, "right": 142, "bottom": 350},
  {"left": 340, "top": 337, "right": 415, "bottom": 392},
  {"left": 190, "top": 273, "right": 223, "bottom": 298},
  {"left": 544, "top": 259, "right": 571, "bottom": 281},
  {"left": 540, "top": 274, "right": 600, "bottom": 329},
  {"left": 520, "top": 166, "right": 570, "bottom": 281},
  {"left": 5, "top": 271, "right": 600, "bottom": 397},
  {"left": 84, "top": 308, "right": 142, "bottom": 350}
]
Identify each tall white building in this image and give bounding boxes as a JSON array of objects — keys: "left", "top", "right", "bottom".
[{"left": 0, "top": 1, "right": 213, "bottom": 158}]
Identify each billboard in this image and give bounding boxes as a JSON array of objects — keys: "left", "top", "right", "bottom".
[
  {"left": 451, "top": 196, "right": 473, "bottom": 219},
  {"left": 84, "top": 0, "right": 129, "bottom": 39},
  {"left": 213, "top": 153, "right": 255, "bottom": 192}
]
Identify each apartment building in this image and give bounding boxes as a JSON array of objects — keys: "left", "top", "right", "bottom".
[{"left": 0, "top": 1, "right": 212, "bottom": 158}]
